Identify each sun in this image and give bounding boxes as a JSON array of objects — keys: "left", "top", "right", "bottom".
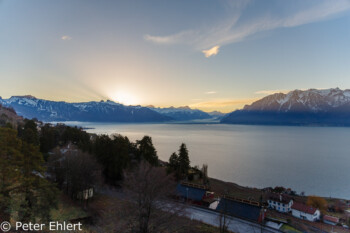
[{"left": 109, "top": 90, "right": 139, "bottom": 106}]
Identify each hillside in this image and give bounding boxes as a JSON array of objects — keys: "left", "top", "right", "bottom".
[{"left": 0, "top": 103, "right": 23, "bottom": 127}]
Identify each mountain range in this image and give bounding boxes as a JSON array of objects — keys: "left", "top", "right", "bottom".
[
  {"left": 221, "top": 88, "right": 350, "bottom": 126},
  {"left": 0, "top": 96, "right": 217, "bottom": 122},
  {"left": 0, "top": 96, "right": 171, "bottom": 122},
  {"left": 2, "top": 88, "right": 350, "bottom": 125}
]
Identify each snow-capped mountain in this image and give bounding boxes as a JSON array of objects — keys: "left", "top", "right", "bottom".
[
  {"left": 0, "top": 96, "right": 171, "bottom": 122},
  {"left": 221, "top": 88, "right": 350, "bottom": 126},
  {"left": 244, "top": 88, "right": 350, "bottom": 112},
  {"left": 207, "top": 111, "right": 226, "bottom": 119},
  {"left": 149, "top": 106, "right": 212, "bottom": 121}
]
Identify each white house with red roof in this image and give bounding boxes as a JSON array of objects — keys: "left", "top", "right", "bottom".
[
  {"left": 291, "top": 202, "right": 320, "bottom": 222},
  {"left": 267, "top": 193, "right": 293, "bottom": 213}
]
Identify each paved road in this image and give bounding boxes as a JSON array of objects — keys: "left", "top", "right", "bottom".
[
  {"left": 184, "top": 205, "right": 281, "bottom": 233},
  {"left": 100, "top": 187, "right": 281, "bottom": 233}
]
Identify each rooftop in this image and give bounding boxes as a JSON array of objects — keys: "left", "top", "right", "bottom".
[
  {"left": 176, "top": 184, "right": 206, "bottom": 202},
  {"left": 291, "top": 202, "right": 318, "bottom": 215},
  {"left": 216, "top": 198, "right": 263, "bottom": 222},
  {"left": 323, "top": 215, "right": 339, "bottom": 223}
]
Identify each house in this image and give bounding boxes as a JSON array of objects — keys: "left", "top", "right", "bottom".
[
  {"left": 291, "top": 202, "right": 320, "bottom": 222},
  {"left": 209, "top": 200, "right": 219, "bottom": 210},
  {"left": 77, "top": 188, "right": 94, "bottom": 200},
  {"left": 176, "top": 183, "right": 208, "bottom": 204},
  {"left": 267, "top": 193, "right": 293, "bottom": 213},
  {"left": 323, "top": 215, "right": 339, "bottom": 226},
  {"left": 216, "top": 196, "right": 265, "bottom": 223}
]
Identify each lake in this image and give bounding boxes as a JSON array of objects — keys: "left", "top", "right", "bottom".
[{"left": 60, "top": 122, "right": 350, "bottom": 199}]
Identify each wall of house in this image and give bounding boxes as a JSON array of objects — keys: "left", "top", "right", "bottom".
[
  {"left": 268, "top": 200, "right": 293, "bottom": 213},
  {"left": 291, "top": 209, "right": 320, "bottom": 222}
]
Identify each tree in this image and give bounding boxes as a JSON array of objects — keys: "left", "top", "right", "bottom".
[
  {"left": 167, "top": 152, "right": 180, "bottom": 179},
  {"left": 218, "top": 205, "right": 230, "bottom": 233},
  {"left": 19, "top": 119, "right": 39, "bottom": 146},
  {"left": 307, "top": 196, "right": 328, "bottom": 213},
  {"left": 218, "top": 189, "right": 231, "bottom": 233},
  {"left": 19, "top": 142, "right": 58, "bottom": 222},
  {"left": 272, "top": 186, "right": 285, "bottom": 193},
  {"left": 0, "top": 128, "right": 23, "bottom": 221},
  {"left": 93, "top": 134, "right": 131, "bottom": 183},
  {"left": 123, "top": 161, "right": 185, "bottom": 233},
  {"left": 0, "top": 127, "right": 57, "bottom": 222},
  {"left": 39, "top": 124, "right": 59, "bottom": 154},
  {"left": 61, "top": 126, "right": 91, "bottom": 150},
  {"left": 48, "top": 145, "right": 102, "bottom": 200},
  {"left": 178, "top": 143, "right": 190, "bottom": 179},
  {"left": 136, "top": 136, "right": 158, "bottom": 166}
]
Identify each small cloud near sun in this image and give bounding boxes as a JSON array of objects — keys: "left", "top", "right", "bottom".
[
  {"left": 205, "top": 91, "right": 217, "bottom": 94},
  {"left": 61, "top": 35, "right": 72, "bottom": 41},
  {"left": 202, "top": 45, "right": 220, "bottom": 58}
]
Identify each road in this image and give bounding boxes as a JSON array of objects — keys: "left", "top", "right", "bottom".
[{"left": 184, "top": 205, "right": 281, "bottom": 233}]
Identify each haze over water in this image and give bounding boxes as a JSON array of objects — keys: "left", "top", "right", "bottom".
[{"left": 64, "top": 122, "right": 350, "bottom": 199}]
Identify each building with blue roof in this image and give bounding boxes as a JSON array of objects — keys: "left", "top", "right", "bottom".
[
  {"left": 176, "top": 183, "right": 207, "bottom": 203},
  {"left": 216, "top": 196, "right": 265, "bottom": 223}
]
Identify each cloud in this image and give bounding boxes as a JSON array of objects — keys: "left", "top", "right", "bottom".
[
  {"left": 144, "top": 0, "right": 350, "bottom": 57},
  {"left": 61, "top": 35, "right": 72, "bottom": 41},
  {"left": 202, "top": 46, "right": 220, "bottom": 57},
  {"left": 255, "top": 89, "right": 290, "bottom": 95},
  {"left": 144, "top": 30, "right": 197, "bottom": 44},
  {"left": 205, "top": 91, "right": 217, "bottom": 94}
]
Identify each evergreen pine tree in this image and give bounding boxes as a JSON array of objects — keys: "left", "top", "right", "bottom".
[
  {"left": 178, "top": 143, "right": 190, "bottom": 179},
  {"left": 136, "top": 136, "right": 158, "bottom": 166},
  {"left": 0, "top": 128, "right": 23, "bottom": 221}
]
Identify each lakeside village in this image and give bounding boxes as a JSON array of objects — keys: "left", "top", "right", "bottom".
[
  {"left": 49, "top": 136, "right": 350, "bottom": 233},
  {"left": 0, "top": 105, "right": 350, "bottom": 233},
  {"left": 49, "top": 144, "right": 350, "bottom": 232},
  {"left": 53, "top": 131, "right": 350, "bottom": 232}
]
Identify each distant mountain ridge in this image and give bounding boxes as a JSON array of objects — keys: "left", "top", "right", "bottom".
[
  {"left": 222, "top": 88, "right": 350, "bottom": 126},
  {"left": 149, "top": 106, "right": 214, "bottom": 121},
  {"left": 0, "top": 96, "right": 172, "bottom": 122}
]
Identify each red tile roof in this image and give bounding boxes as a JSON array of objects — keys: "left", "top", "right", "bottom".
[
  {"left": 291, "top": 202, "right": 318, "bottom": 215},
  {"left": 323, "top": 215, "right": 339, "bottom": 223}
]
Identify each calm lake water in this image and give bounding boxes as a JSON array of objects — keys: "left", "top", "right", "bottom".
[{"left": 61, "top": 122, "right": 350, "bottom": 199}]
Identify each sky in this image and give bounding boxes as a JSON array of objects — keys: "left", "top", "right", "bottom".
[{"left": 1, "top": 0, "right": 350, "bottom": 113}]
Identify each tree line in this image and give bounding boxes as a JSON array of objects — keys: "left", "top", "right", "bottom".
[
  {"left": 0, "top": 121, "right": 57, "bottom": 222},
  {"left": 1, "top": 116, "right": 197, "bottom": 232}
]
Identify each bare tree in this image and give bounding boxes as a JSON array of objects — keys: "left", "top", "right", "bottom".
[
  {"left": 122, "top": 161, "right": 188, "bottom": 233},
  {"left": 47, "top": 145, "right": 102, "bottom": 201},
  {"left": 217, "top": 197, "right": 231, "bottom": 233}
]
